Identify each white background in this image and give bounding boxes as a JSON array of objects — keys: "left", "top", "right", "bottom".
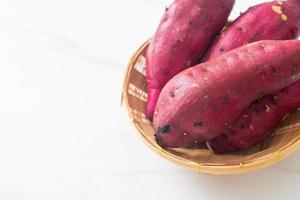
[{"left": 0, "top": 0, "right": 299, "bottom": 199}]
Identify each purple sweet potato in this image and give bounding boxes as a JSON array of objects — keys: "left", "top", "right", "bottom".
[
  {"left": 202, "top": 0, "right": 300, "bottom": 153},
  {"left": 146, "top": 0, "right": 235, "bottom": 119},
  {"left": 153, "top": 40, "right": 300, "bottom": 148},
  {"left": 208, "top": 80, "right": 300, "bottom": 154},
  {"left": 205, "top": 0, "right": 300, "bottom": 61}
]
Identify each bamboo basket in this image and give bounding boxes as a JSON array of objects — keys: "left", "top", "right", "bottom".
[{"left": 121, "top": 39, "right": 300, "bottom": 175}]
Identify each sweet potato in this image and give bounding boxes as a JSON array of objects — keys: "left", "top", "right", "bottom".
[
  {"left": 208, "top": 80, "right": 300, "bottom": 153},
  {"left": 153, "top": 40, "right": 300, "bottom": 148},
  {"left": 202, "top": 0, "right": 300, "bottom": 153},
  {"left": 146, "top": 0, "right": 235, "bottom": 119},
  {"left": 205, "top": 0, "right": 300, "bottom": 60}
]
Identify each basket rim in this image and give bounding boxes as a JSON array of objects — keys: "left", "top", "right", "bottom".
[{"left": 121, "top": 39, "right": 300, "bottom": 175}]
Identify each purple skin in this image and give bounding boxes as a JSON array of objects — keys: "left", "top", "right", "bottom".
[
  {"left": 153, "top": 40, "right": 300, "bottom": 148},
  {"left": 146, "top": 0, "right": 235, "bottom": 119},
  {"left": 208, "top": 80, "right": 300, "bottom": 154},
  {"left": 205, "top": 0, "right": 300, "bottom": 61}
]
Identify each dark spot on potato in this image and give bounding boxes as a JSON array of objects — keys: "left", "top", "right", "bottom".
[
  {"left": 253, "top": 100, "right": 259, "bottom": 105},
  {"left": 202, "top": 67, "right": 208, "bottom": 72},
  {"left": 193, "top": 121, "right": 204, "bottom": 127},
  {"left": 240, "top": 124, "right": 245, "bottom": 129},
  {"left": 165, "top": 6, "right": 169, "bottom": 11},
  {"left": 196, "top": 54, "right": 203, "bottom": 62},
  {"left": 220, "top": 48, "right": 225, "bottom": 52},
  {"left": 171, "top": 42, "right": 178, "bottom": 49},
  {"left": 157, "top": 125, "right": 172, "bottom": 134},
  {"left": 186, "top": 71, "right": 194, "bottom": 77},
  {"left": 268, "top": 95, "right": 278, "bottom": 105},
  {"left": 170, "top": 91, "right": 175, "bottom": 97},
  {"left": 289, "top": 28, "right": 297, "bottom": 37},
  {"left": 250, "top": 32, "right": 261, "bottom": 42},
  {"left": 162, "top": 15, "right": 168, "bottom": 22},
  {"left": 259, "top": 43, "right": 265, "bottom": 50},
  {"left": 272, "top": 67, "right": 279, "bottom": 74},
  {"left": 253, "top": 98, "right": 263, "bottom": 106},
  {"left": 222, "top": 95, "right": 229, "bottom": 104},
  {"left": 218, "top": 134, "right": 229, "bottom": 140},
  {"left": 237, "top": 27, "right": 244, "bottom": 32},
  {"left": 254, "top": 106, "right": 260, "bottom": 113}
]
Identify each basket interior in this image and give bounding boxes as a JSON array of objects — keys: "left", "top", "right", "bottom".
[{"left": 123, "top": 41, "right": 300, "bottom": 167}]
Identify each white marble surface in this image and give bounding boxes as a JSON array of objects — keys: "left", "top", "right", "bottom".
[{"left": 0, "top": 0, "right": 300, "bottom": 199}]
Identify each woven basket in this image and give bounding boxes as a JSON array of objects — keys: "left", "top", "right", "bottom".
[{"left": 121, "top": 39, "right": 300, "bottom": 175}]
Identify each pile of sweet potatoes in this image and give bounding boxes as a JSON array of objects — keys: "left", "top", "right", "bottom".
[{"left": 146, "top": 0, "right": 300, "bottom": 153}]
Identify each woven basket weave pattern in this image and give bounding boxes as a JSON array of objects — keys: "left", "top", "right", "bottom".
[{"left": 122, "top": 39, "right": 300, "bottom": 175}]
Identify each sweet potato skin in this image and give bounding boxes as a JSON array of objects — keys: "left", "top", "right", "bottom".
[
  {"left": 154, "top": 40, "right": 300, "bottom": 148},
  {"left": 205, "top": 0, "right": 300, "bottom": 60},
  {"left": 146, "top": 0, "right": 235, "bottom": 119},
  {"left": 208, "top": 80, "right": 300, "bottom": 154}
]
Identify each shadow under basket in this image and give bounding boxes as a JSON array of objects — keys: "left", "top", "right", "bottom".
[{"left": 121, "top": 39, "right": 300, "bottom": 175}]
